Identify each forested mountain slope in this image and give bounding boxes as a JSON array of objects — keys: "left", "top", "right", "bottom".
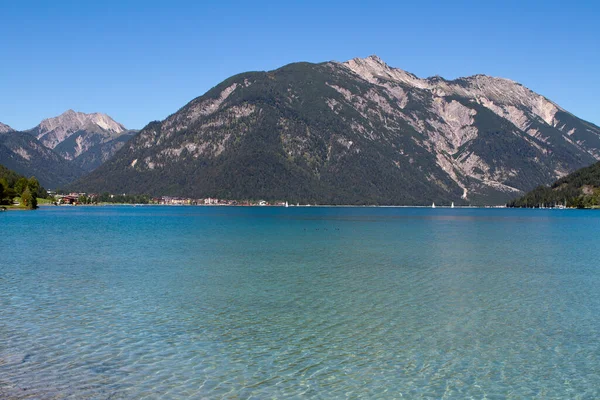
[{"left": 71, "top": 56, "right": 600, "bottom": 204}]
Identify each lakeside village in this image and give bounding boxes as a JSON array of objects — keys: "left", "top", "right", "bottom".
[
  {"left": 52, "top": 192, "right": 289, "bottom": 207},
  {"left": 50, "top": 192, "right": 511, "bottom": 208}
]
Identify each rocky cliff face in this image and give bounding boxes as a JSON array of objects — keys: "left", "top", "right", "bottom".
[
  {"left": 71, "top": 130, "right": 138, "bottom": 172},
  {"left": 0, "top": 122, "right": 14, "bottom": 133},
  {"left": 338, "top": 56, "right": 600, "bottom": 200},
  {"left": 30, "top": 110, "right": 128, "bottom": 161},
  {"left": 76, "top": 55, "right": 600, "bottom": 205}
]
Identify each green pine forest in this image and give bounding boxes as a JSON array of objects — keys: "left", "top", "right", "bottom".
[
  {"left": 0, "top": 164, "right": 48, "bottom": 209},
  {"left": 508, "top": 161, "right": 600, "bottom": 208}
]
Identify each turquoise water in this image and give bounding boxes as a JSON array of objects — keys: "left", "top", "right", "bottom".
[{"left": 1, "top": 206, "right": 600, "bottom": 399}]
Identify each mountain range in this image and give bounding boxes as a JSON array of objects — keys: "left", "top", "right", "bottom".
[
  {"left": 0, "top": 111, "right": 135, "bottom": 188},
  {"left": 74, "top": 55, "right": 600, "bottom": 205}
]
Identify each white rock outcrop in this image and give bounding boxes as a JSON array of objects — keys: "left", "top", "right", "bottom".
[
  {"left": 29, "top": 110, "right": 128, "bottom": 160},
  {"left": 0, "top": 122, "right": 14, "bottom": 133}
]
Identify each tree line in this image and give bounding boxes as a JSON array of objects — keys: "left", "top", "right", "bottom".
[
  {"left": 0, "top": 164, "right": 48, "bottom": 209},
  {"left": 508, "top": 161, "right": 600, "bottom": 208},
  {"left": 76, "top": 193, "right": 151, "bottom": 204}
]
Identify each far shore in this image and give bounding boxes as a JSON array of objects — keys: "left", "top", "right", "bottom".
[
  {"left": 33, "top": 203, "right": 584, "bottom": 209},
  {"left": 3, "top": 201, "right": 595, "bottom": 210}
]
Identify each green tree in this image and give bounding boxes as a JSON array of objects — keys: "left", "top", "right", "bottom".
[
  {"left": 21, "top": 187, "right": 37, "bottom": 209},
  {"left": 14, "top": 177, "right": 28, "bottom": 195},
  {"left": 0, "top": 179, "right": 16, "bottom": 205},
  {"left": 28, "top": 177, "right": 41, "bottom": 197},
  {"left": 3, "top": 187, "right": 16, "bottom": 204}
]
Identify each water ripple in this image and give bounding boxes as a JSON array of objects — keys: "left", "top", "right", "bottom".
[{"left": 1, "top": 207, "right": 600, "bottom": 398}]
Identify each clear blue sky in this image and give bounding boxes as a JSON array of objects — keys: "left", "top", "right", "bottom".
[{"left": 1, "top": 0, "right": 598, "bottom": 130}]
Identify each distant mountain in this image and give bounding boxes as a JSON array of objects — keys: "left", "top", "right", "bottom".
[
  {"left": 0, "top": 111, "right": 136, "bottom": 187},
  {"left": 0, "top": 131, "right": 84, "bottom": 188},
  {"left": 0, "top": 122, "right": 14, "bottom": 133},
  {"left": 508, "top": 161, "right": 600, "bottom": 208},
  {"left": 72, "top": 130, "right": 138, "bottom": 172},
  {"left": 29, "top": 110, "right": 129, "bottom": 164},
  {"left": 76, "top": 55, "right": 600, "bottom": 205}
]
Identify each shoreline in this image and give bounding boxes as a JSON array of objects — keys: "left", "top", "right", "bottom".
[
  {"left": 41, "top": 203, "right": 495, "bottom": 208},
  {"left": 34, "top": 203, "right": 585, "bottom": 209}
]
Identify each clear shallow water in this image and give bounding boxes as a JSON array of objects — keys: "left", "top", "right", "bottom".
[{"left": 1, "top": 206, "right": 599, "bottom": 399}]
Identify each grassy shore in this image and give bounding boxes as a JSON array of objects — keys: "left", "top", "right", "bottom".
[{"left": 1, "top": 197, "right": 53, "bottom": 210}]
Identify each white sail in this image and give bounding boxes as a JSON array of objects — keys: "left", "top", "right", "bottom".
[
  {"left": 432, "top": 202, "right": 436, "bottom": 208},
  {"left": 451, "top": 202, "right": 454, "bottom": 208}
]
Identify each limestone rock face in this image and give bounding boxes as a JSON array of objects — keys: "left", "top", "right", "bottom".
[
  {"left": 30, "top": 110, "right": 128, "bottom": 161},
  {"left": 0, "top": 122, "right": 13, "bottom": 133}
]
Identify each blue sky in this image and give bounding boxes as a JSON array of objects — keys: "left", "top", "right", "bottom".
[{"left": 1, "top": 0, "right": 598, "bottom": 130}]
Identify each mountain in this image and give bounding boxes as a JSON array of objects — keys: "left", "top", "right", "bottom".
[
  {"left": 0, "top": 111, "right": 135, "bottom": 188},
  {"left": 71, "top": 130, "right": 138, "bottom": 172},
  {"left": 74, "top": 55, "right": 600, "bottom": 204},
  {"left": 0, "top": 130, "right": 84, "bottom": 188},
  {"left": 0, "top": 122, "right": 14, "bottom": 133},
  {"left": 508, "top": 161, "right": 600, "bottom": 208},
  {"left": 29, "top": 109, "right": 127, "bottom": 160}
]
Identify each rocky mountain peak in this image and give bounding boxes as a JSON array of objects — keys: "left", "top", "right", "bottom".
[
  {"left": 359, "top": 55, "right": 389, "bottom": 68},
  {"left": 1, "top": 109, "right": 135, "bottom": 183},
  {"left": 342, "top": 56, "right": 564, "bottom": 130},
  {"left": 32, "top": 110, "right": 127, "bottom": 154},
  {"left": 37, "top": 110, "right": 126, "bottom": 138},
  {"left": 0, "top": 122, "right": 14, "bottom": 133},
  {"left": 342, "top": 55, "right": 430, "bottom": 89}
]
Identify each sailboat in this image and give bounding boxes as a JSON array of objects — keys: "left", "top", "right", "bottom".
[
  {"left": 285, "top": 201, "right": 289, "bottom": 208},
  {"left": 431, "top": 202, "right": 436, "bottom": 208},
  {"left": 451, "top": 202, "right": 454, "bottom": 208}
]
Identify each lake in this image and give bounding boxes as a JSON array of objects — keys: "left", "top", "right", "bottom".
[{"left": 1, "top": 206, "right": 599, "bottom": 398}]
